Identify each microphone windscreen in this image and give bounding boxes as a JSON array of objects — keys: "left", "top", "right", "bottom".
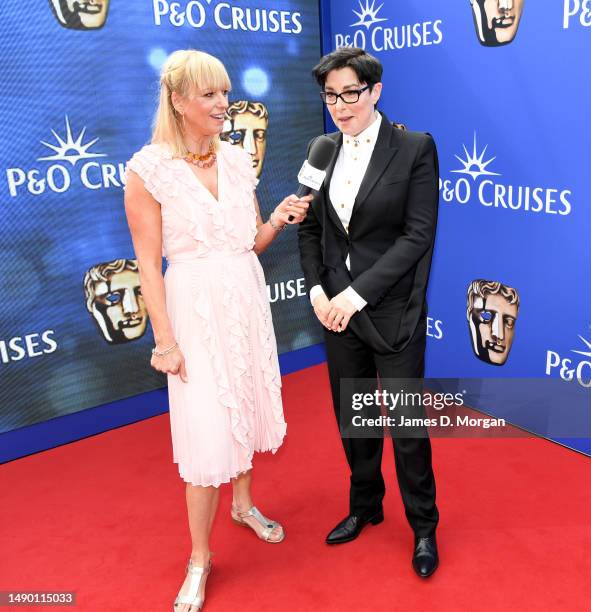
[{"left": 307, "top": 135, "right": 337, "bottom": 170}]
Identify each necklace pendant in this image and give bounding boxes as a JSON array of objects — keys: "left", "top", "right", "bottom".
[
  {"left": 197, "top": 153, "right": 216, "bottom": 169},
  {"left": 183, "top": 143, "right": 216, "bottom": 168}
]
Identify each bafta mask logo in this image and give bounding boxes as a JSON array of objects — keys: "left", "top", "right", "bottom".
[
  {"left": 220, "top": 101, "right": 269, "bottom": 178},
  {"left": 467, "top": 279, "right": 520, "bottom": 366},
  {"left": 469, "top": 0, "right": 524, "bottom": 47},
  {"left": 84, "top": 259, "right": 148, "bottom": 344},
  {"left": 49, "top": 0, "right": 110, "bottom": 30}
]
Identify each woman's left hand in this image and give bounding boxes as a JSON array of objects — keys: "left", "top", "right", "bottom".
[{"left": 272, "top": 194, "right": 313, "bottom": 226}]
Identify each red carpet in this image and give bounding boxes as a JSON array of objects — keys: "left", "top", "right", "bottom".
[{"left": 1, "top": 363, "right": 591, "bottom": 611}]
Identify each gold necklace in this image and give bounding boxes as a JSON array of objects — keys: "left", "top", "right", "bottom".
[{"left": 184, "top": 141, "right": 217, "bottom": 168}]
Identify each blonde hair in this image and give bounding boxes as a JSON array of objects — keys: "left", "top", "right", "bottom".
[{"left": 152, "top": 49, "right": 232, "bottom": 158}]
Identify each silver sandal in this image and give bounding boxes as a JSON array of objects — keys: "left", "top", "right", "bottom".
[
  {"left": 173, "top": 558, "right": 211, "bottom": 611},
  {"left": 231, "top": 505, "right": 285, "bottom": 543}
]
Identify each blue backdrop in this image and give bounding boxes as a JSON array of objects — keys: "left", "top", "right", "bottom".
[
  {"left": 0, "top": 0, "right": 325, "bottom": 445},
  {"left": 2, "top": 1, "right": 590, "bottom": 460},
  {"left": 322, "top": 0, "right": 591, "bottom": 454}
]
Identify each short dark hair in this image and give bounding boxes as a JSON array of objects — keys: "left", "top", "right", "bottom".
[{"left": 312, "top": 47, "right": 383, "bottom": 89}]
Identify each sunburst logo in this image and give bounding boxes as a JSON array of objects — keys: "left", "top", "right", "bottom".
[
  {"left": 451, "top": 133, "right": 501, "bottom": 181},
  {"left": 37, "top": 116, "right": 106, "bottom": 166},
  {"left": 350, "top": 0, "right": 388, "bottom": 29},
  {"left": 573, "top": 330, "right": 591, "bottom": 359}
]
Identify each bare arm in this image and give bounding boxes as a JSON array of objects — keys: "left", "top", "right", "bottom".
[
  {"left": 124, "top": 170, "right": 187, "bottom": 381},
  {"left": 253, "top": 192, "right": 312, "bottom": 255}
]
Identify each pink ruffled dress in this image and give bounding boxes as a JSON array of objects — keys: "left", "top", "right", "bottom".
[{"left": 126, "top": 141, "right": 286, "bottom": 487}]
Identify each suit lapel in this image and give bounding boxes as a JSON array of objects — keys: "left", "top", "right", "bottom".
[
  {"left": 323, "top": 131, "right": 341, "bottom": 188},
  {"left": 322, "top": 131, "right": 348, "bottom": 237},
  {"left": 351, "top": 113, "right": 399, "bottom": 218}
]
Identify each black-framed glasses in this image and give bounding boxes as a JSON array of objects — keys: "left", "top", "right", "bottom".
[{"left": 320, "top": 85, "right": 370, "bottom": 105}]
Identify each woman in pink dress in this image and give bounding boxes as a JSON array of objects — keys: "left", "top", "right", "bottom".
[{"left": 124, "top": 49, "right": 310, "bottom": 611}]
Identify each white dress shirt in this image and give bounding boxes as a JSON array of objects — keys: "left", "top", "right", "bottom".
[{"left": 309, "top": 112, "right": 382, "bottom": 311}]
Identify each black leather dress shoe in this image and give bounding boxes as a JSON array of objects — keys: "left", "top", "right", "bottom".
[
  {"left": 412, "top": 534, "right": 439, "bottom": 578},
  {"left": 325, "top": 511, "right": 384, "bottom": 545}
]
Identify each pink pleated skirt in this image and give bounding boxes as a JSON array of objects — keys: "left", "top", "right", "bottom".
[{"left": 164, "top": 249, "right": 286, "bottom": 487}]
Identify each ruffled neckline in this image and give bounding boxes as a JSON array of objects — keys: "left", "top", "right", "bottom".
[{"left": 178, "top": 150, "right": 224, "bottom": 206}]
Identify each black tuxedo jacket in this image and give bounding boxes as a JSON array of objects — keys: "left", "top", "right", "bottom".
[{"left": 298, "top": 112, "right": 439, "bottom": 354}]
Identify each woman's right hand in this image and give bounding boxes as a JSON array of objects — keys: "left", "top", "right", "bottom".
[
  {"left": 150, "top": 346, "right": 188, "bottom": 382},
  {"left": 312, "top": 293, "right": 331, "bottom": 328},
  {"left": 272, "top": 194, "right": 313, "bottom": 226}
]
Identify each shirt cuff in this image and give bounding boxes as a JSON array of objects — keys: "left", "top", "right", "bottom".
[
  {"left": 342, "top": 286, "right": 367, "bottom": 311},
  {"left": 309, "top": 284, "right": 326, "bottom": 306}
]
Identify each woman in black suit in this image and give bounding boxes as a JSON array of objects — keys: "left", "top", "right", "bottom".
[{"left": 298, "top": 47, "right": 440, "bottom": 578}]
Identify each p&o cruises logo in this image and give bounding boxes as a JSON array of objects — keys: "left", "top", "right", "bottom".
[
  {"left": 563, "top": 1, "right": 591, "bottom": 29},
  {"left": 546, "top": 328, "right": 591, "bottom": 388},
  {"left": 439, "top": 133, "right": 573, "bottom": 217},
  {"left": 334, "top": 0, "right": 443, "bottom": 52},
  {"left": 153, "top": 1, "right": 302, "bottom": 34},
  {"left": 5, "top": 117, "right": 126, "bottom": 198}
]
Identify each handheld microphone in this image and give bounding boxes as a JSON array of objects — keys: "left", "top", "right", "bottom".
[{"left": 288, "top": 136, "right": 337, "bottom": 221}]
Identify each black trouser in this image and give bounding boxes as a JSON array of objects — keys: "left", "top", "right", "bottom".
[{"left": 324, "top": 316, "right": 439, "bottom": 537}]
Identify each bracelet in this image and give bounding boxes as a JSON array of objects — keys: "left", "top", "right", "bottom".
[
  {"left": 152, "top": 342, "right": 178, "bottom": 357},
  {"left": 268, "top": 213, "right": 286, "bottom": 232}
]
